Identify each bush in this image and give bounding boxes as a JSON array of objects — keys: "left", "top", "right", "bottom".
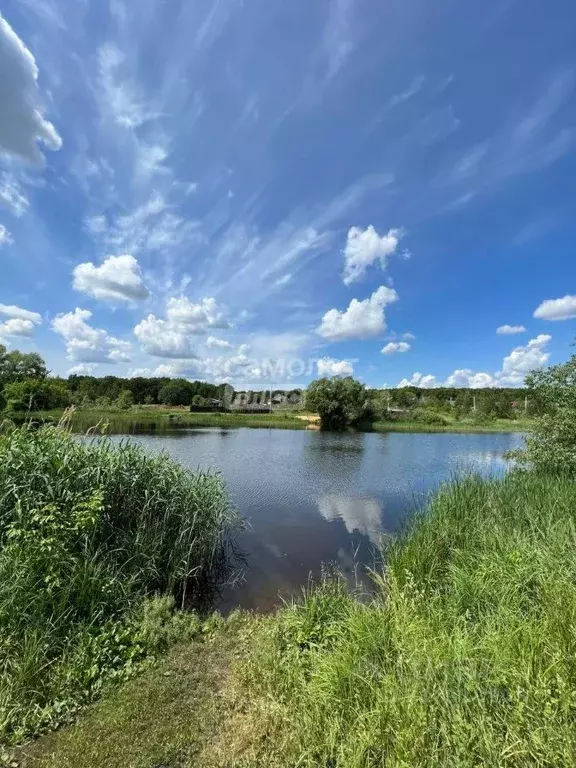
[
  {"left": 514, "top": 354, "right": 576, "bottom": 475},
  {"left": 3, "top": 378, "right": 70, "bottom": 411},
  {"left": 114, "top": 389, "right": 133, "bottom": 410},
  {"left": 0, "top": 426, "right": 239, "bottom": 743},
  {"left": 411, "top": 407, "right": 448, "bottom": 426}
]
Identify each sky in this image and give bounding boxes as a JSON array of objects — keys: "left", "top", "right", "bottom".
[{"left": 0, "top": 0, "right": 575, "bottom": 390}]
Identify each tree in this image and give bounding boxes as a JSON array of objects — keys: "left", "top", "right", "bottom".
[
  {"left": 115, "top": 389, "right": 134, "bottom": 410},
  {"left": 305, "top": 376, "right": 371, "bottom": 430},
  {"left": 0, "top": 346, "right": 48, "bottom": 385},
  {"left": 515, "top": 354, "right": 576, "bottom": 474},
  {"left": 191, "top": 394, "right": 206, "bottom": 407},
  {"left": 158, "top": 379, "right": 192, "bottom": 407},
  {"left": 3, "top": 378, "right": 70, "bottom": 411}
]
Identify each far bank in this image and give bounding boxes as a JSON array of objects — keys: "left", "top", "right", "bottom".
[{"left": 6, "top": 408, "right": 533, "bottom": 435}]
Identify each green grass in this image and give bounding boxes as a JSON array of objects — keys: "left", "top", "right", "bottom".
[
  {"left": 15, "top": 612, "right": 249, "bottom": 768},
  {"left": 0, "top": 426, "right": 240, "bottom": 746},
  {"left": 373, "top": 418, "right": 533, "bottom": 433},
  {"left": 7, "top": 408, "right": 307, "bottom": 433},
  {"left": 6, "top": 407, "right": 533, "bottom": 435},
  {"left": 216, "top": 471, "right": 576, "bottom": 766},
  {"left": 18, "top": 470, "right": 576, "bottom": 767}
]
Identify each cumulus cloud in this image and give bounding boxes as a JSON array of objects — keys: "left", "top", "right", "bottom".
[
  {"left": 381, "top": 341, "right": 411, "bottom": 355},
  {"left": 444, "top": 370, "right": 497, "bottom": 388},
  {"left": 496, "top": 324, "right": 526, "bottom": 335},
  {"left": 317, "top": 358, "right": 354, "bottom": 377},
  {"left": 0, "top": 224, "right": 13, "bottom": 246},
  {"left": 317, "top": 286, "right": 398, "bottom": 341},
  {"left": 0, "top": 317, "right": 35, "bottom": 338},
  {"left": 533, "top": 295, "right": 576, "bottom": 321},
  {"left": 342, "top": 225, "right": 403, "bottom": 285},
  {"left": 67, "top": 363, "right": 97, "bottom": 376},
  {"left": 134, "top": 296, "right": 232, "bottom": 359},
  {"left": 52, "top": 308, "right": 131, "bottom": 363},
  {"left": 397, "top": 372, "right": 438, "bottom": 388},
  {"left": 498, "top": 333, "right": 551, "bottom": 385},
  {"left": 0, "top": 303, "right": 42, "bottom": 324},
  {"left": 397, "top": 334, "right": 552, "bottom": 389},
  {"left": 166, "top": 296, "right": 230, "bottom": 332},
  {"left": 133, "top": 314, "right": 198, "bottom": 359},
  {"left": 206, "top": 336, "right": 233, "bottom": 350},
  {"left": 0, "top": 14, "right": 62, "bottom": 163},
  {"left": 73, "top": 254, "right": 150, "bottom": 303}
]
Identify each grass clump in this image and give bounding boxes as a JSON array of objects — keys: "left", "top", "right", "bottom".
[
  {"left": 219, "top": 472, "right": 576, "bottom": 767},
  {"left": 0, "top": 425, "right": 239, "bottom": 746}
]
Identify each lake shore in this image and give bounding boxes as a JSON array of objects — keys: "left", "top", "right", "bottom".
[
  {"left": 7, "top": 407, "right": 533, "bottom": 434},
  {"left": 17, "top": 469, "right": 576, "bottom": 767}
]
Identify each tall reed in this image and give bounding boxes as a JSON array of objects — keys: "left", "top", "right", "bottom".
[{"left": 0, "top": 426, "right": 239, "bottom": 744}]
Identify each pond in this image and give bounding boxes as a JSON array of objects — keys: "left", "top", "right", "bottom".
[{"left": 109, "top": 428, "right": 524, "bottom": 612}]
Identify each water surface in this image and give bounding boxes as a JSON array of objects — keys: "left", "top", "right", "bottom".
[{"left": 110, "top": 428, "right": 523, "bottom": 611}]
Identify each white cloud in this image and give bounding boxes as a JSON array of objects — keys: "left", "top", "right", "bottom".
[
  {"left": 134, "top": 296, "right": 232, "bottom": 359},
  {"left": 498, "top": 334, "right": 551, "bottom": 385},
  {"left": 97, "top": 195, "right": 200, "bottom": 255},
  {"left": 206, "top": 336, "right": 233, "bottom": 350},
  {"left": 166, "top": 296, "right": 230, "bottom": 332},
  {"left": 317, "top": 358, "right": 354, "bottom": 377},
  {"left": 0, "top": 303, "right": 42, "bottom": 324},
  {"left": 342, "top": 225, "right": 403, "bottom": 285},
  {"left": 84, "top": 215, "right": 107, "bottom": 235},
  {"left": 397, "top": 334, "right": 552, "bottom": 389},
  {"left": 73, "top": 254, "right": 150, "bottom": 303},
  {"left": 0, "top": 173, "right": 29, "bottom": 217},
  {"left": 381, "top": 341, "right": 411, "bottom": 355},
  {"left": 0, "top": 317, "right": 35, "bottom": 337},
  {"left": 0, "top": 14, "right": 62, "bottom": 163},
  {"left": 317, "top": 285, "right": 398, "bottom": 341},
  {"left": 533, "top": 295, "right": 576, "bottom": 321},
  {"left": 444, "top": 370, "right": 496, "bottom": 388},
  {"left": 67, "top": 363, "right": 97, "bottom": 376},
  {"left": 496, "top": 324, "right": 526, "bottom": 335},
  {"left": 0, "top": 224, "right": 13, "bottom": 246},
  {"left": 98, "top": 43, "right": 152, "bottom": 129},
  {"left": 52, "top": 308, "right": 131, "bottom": 363},
  {"left": 133, "top": 314, "right": 198, "bottom": 359},
  {"left": 397, "top": 372, "right": 438, "bottom": 388}
]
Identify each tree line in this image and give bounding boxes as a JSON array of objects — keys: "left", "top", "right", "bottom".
[
  {"left": 0, "top": 345, "right": 226, "bottom": 411},
  {"left": 0, "top": 344, "right": 532, "bottom": 420}
]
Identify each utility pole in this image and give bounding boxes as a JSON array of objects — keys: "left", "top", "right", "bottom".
[
  {"left": 473, "top": 395, "right": 476, "bottom": 413},
  {"left": 524, "top": 395, "right": 528, "bottom": 413}
]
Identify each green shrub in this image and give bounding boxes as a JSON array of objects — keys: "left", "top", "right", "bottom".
[
  {"left": 3, "top": 378, "right": 70, "bottom": 411},
  {"left": 411, "top": 407, "right": 449, "bottom": 426},
  {"left": 0, "top": 426, "right": 239, "bottom": 744}
]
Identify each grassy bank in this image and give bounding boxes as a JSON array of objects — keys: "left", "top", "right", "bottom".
[
  {"left": 373, "top": 417, "right": 532, "bottom": 433},
  {"left": 7, "top": 408, "right": 307, "bottom": 432},
  {"left": 0, "top": 426, "right": 239, "bottom": 747},
  {"left": 220, "top": 471, "right": 576, "bottom": 766},
  {"left": 6, "top": 408, "right": 531, "bottom": 434},
  {"left": 18, "top": 469, "right": 576, "bottom": 767}
]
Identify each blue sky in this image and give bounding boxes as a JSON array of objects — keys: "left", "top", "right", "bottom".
[{"left": 0, "top": 0, "right": 575, "bottom": 389}]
